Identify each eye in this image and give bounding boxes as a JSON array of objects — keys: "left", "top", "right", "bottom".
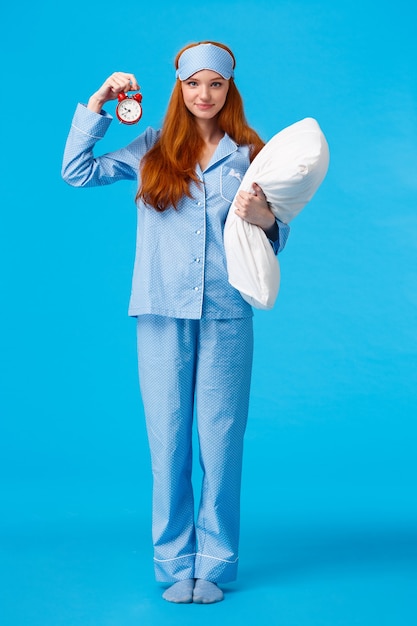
[
  {"left": 211, "top": 81, "right": 222, "bottom": 87},
  {"left": 186, "top": 80, "right": 198, "bottom": 87}
]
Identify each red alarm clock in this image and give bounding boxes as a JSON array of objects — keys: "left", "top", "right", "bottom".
[{"left": 116, "top": 91, "right": 143, "bottom": 125}]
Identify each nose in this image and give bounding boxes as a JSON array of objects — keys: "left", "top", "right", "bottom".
[{"left": 199, "top": 85, "right": 211, "bottom": 101}]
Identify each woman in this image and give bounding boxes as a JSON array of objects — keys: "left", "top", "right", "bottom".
[{"left": 62, "top": 41, "right": 290, "bottom": 604}]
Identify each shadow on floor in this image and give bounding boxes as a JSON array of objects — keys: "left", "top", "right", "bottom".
[{"left": 239, "top": 518, "right": 417, "bottom": 586}]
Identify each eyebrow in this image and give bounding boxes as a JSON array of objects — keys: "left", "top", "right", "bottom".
[{"left": 187, "top": 76, "right": 225, "bottom": 82}]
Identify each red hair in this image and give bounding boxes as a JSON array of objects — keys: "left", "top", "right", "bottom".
[{"left": 137, "top": 41, "right": 265, "bottom": 212}]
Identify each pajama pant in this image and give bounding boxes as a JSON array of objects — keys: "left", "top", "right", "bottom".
[{"left": 136, "top": 315, "right": 253, "bottom": 583}]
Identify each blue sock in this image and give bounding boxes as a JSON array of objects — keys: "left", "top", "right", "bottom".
[
  {"left": 193, "top": 579, "right": 224, "bottom": 604},
  {"left": 162, "top": 579, "right": 195, "bottom": 604}
]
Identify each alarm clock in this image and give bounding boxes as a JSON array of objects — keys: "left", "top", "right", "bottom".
[{"left": 116, "top": 91, "right": 143, "bottom": 125}]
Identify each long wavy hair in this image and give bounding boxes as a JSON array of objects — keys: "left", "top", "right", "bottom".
[{"left": 136, "top": 41, "right": 265, "bottom": 212}]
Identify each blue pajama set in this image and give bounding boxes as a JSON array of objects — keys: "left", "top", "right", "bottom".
[{"left": 62, "top": 104, "right": 290, "bottom": 583}]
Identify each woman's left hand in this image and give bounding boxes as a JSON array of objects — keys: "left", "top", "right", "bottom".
[{"left": 234, "top": 183, "right": 276, "bottom": 236}]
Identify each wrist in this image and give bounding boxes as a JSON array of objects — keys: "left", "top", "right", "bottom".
[
  {"left": 263, "top": 218, "right": 278, "bottom": 241},
  {"left": 87, "top": 94, "right": 106, "bottom": 113}
]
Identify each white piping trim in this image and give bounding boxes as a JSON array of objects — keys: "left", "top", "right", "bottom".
[
  {"left": 71, "top": 123, "right": 103, "bottom": 140},
  {"left": 196, "top": 553, "right": 239, "bottom": 564},
  {"left": 153, "top": 553, "right": 196, "bottom": 563}
]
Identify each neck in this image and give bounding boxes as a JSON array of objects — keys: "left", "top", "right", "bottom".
[
  {"left": 195, "top": 117, "right": 224, "bottom": 144},
  {"left": 195, "top": 118, "right": 225, "bottom": 171}
]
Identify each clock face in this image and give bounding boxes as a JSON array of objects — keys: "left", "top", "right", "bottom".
[{"left": 116, "top": 98, "right": 142, "bottom": 124}]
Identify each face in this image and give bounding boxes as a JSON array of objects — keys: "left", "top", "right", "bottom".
[{"left": 181, "top": 69, "right": 229, "bottom": 120}]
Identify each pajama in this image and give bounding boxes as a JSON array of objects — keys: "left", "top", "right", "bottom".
[
  {"left": 137, "top": 315, "right": 253, "bottom": 582},
  {"left": 61, "top": 104, "right": 290, "bottom": 584}
]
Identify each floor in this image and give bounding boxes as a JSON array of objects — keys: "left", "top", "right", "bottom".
[{"left": 1, "top": 478, "right": 416, "bottom": 626}]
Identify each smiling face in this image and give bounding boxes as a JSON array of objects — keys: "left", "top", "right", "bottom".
[{"left": 180, "top": 69, "right": 230, "bottom": 120}]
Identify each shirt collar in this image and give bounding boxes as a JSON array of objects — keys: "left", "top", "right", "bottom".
[{"left": 201, "top": 133, "right": 239, "bottom": 173}]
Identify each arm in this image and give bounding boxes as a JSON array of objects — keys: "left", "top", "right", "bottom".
[{"left": 61, "top": 72, "right": 144, "bottom": 188}]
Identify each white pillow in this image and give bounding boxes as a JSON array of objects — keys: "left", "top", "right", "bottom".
[{"left": 224, "top": 117, "right": 329, "bottom": 310}]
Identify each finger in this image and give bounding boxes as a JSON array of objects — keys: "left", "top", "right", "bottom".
[
  {"left": 117, "top": 72, "right": 140, "bottom": 92},
  {"left": 128, "top": 74, "right": 140, "bottom": 91},
  {"left": 105, "top": 77, "right": 126, "bottom": 95},
  {"left": 238, "top": 190, "right": 252, "bottom": 202},
  {"left": 107, "top": 73, "right": 137, "bottom": 94}
]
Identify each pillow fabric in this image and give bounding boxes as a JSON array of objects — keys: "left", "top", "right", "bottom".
[{"left": 224, "top": 117, "right": 330, "bottom": 309}]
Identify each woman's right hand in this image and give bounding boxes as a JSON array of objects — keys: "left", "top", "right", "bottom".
[{"left": 87, "top": 72, "right": 140, "bottom": 113}]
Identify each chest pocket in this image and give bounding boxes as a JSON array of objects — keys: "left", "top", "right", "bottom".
[{"left": 220, "top": 165, "right": 244, "bottom": 203}]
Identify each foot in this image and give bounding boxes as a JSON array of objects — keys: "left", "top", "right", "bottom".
[
  {"left": 162, "top": 579, "right": 195, "bottom": 604},
  {"left": 193, "top": 579, "right": 224, "bottom": 604}
]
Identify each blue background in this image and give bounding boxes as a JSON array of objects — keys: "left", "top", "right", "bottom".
[{"left": 1, "top": 1, "right": 416, "bottom": 624}]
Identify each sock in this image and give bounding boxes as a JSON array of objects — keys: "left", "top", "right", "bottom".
[
  {"left": 193, "top": 579, "right": 224, "bottom": 604},
  {"left": 162, "top": 579, "right": 195, "bottom": 604}
]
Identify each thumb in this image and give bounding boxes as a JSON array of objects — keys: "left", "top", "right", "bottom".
[{"left": 252, "top": 182, "right": 265, "bottom": 198}]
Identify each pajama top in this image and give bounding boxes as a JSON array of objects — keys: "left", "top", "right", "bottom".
[{"left": 62, "top": 104, "right": 290, "bottom": 319}]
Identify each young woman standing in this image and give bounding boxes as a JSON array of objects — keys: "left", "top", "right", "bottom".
[{"left": 62, "top": 41, "right": 290, "bottom": 604}]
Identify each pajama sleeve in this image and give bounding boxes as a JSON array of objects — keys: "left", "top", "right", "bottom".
[
  {"left": 269, "top": 218, "right": 291, "bottom": 255},
  {"left": 61, "top": 103, "right": 159, "bottom": 188}
]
